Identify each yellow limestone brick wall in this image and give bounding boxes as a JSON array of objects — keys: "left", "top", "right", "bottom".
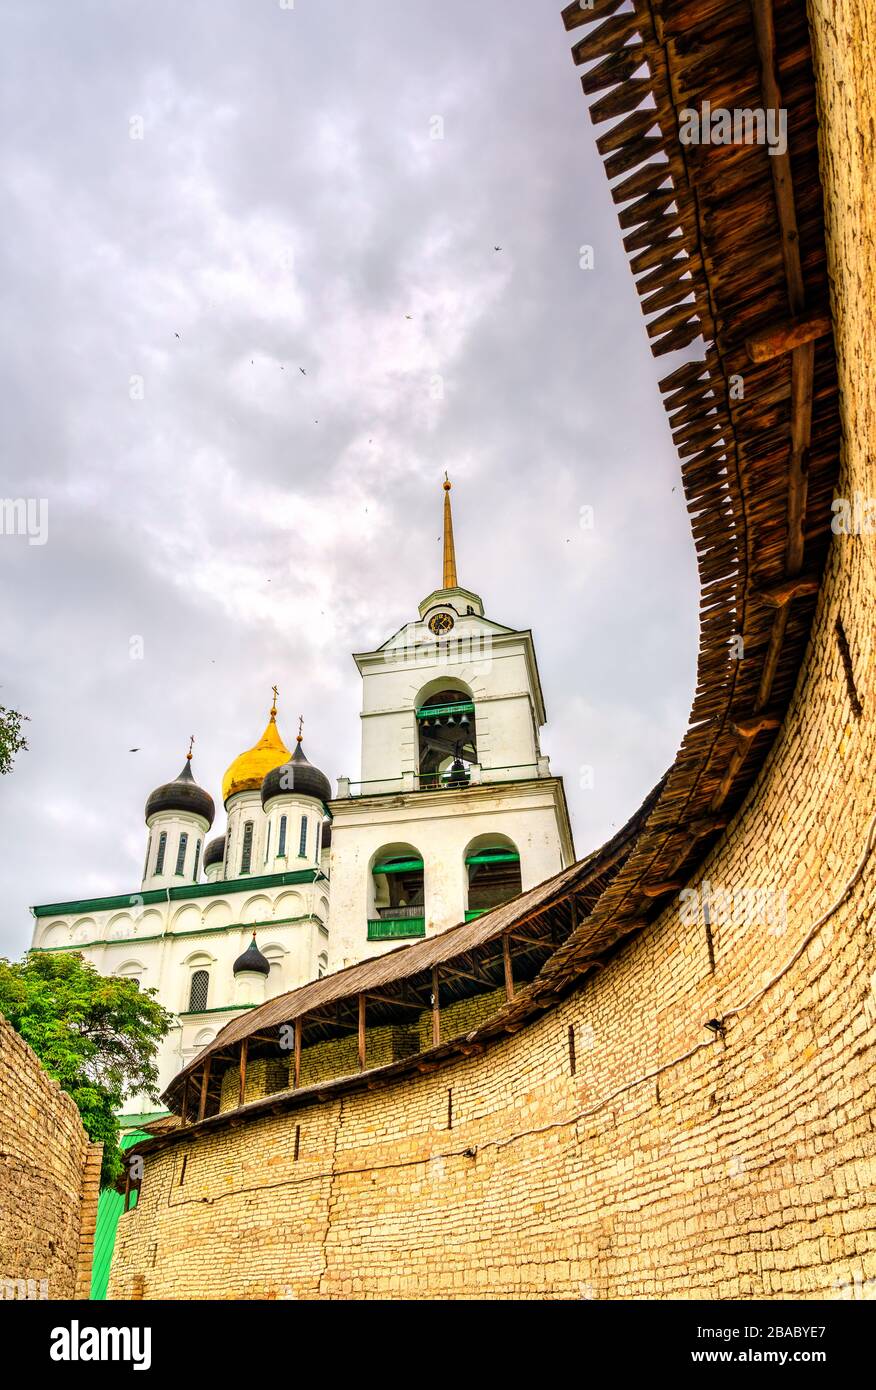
[
  {"left": 0, "top": 1014, "right": 103, "bottom": 1300},
  {"left": 108, "top": 8, "right": 875, "bottom": 1299}
]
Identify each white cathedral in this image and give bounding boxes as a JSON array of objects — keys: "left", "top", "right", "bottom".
[{"left": 30, "top": 480, "right": 574, "bottom": 1118}]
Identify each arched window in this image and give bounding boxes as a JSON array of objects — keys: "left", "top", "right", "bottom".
[
  {"left": 278, "top": 815, "right": 287, "bottom": 856},
  {"left": 317, "top": 952, "right": 328, "bottom": 980},
  {"left": 416, "top": 686, "right": 477, "bottom": 791},
  {"left": 193, "top": 839, "right": 202, "bottom": 882},
  {"left": 188, "top": 969, "right": 209, "bottom": 1012},
  {"left": 298, "top": 815, "right": 308, "bottom": 857},
  {"left": 240, "top": 821, "right": 254, "bottom": 874},
  {"left": 465, "top": 835, "right": 522, "bottom": 920},
  {"left": 369, "top": 843, "right": 425, "bottom": 941},
  {"left": 154, "top": 830, "right": 167, "bottom": 876},
  {"left": 175, "top": 831, "right": 188, "bottom": 876}
]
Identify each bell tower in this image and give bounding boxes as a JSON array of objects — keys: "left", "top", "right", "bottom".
[{"left": 328, "top": 477, "right": 574, "bottom": 970}]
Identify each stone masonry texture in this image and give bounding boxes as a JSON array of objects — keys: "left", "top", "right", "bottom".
[{"left": 0, "top": 1014, "right": 103, "bottom": 1300}]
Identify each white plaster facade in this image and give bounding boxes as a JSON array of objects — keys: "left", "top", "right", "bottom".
[{"left": 327, "top": 580, "right": 574, "bottom": 969}]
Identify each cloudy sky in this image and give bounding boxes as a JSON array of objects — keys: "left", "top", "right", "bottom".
[{"left": 0, "top": 0, "right": 699, "bottom": 959}]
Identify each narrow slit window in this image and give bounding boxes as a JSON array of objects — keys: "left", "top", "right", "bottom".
[
  {"left": 278, "top": 815, "right": 287, "bottom": 857},
  {"left": 264, "top": 822, "right": 271, "bottom": 865},
  {"left": 143, "top": 834, "right": 152, "bottom": 881},
  {"left": 240, "top": 821, "right": 254, "bottom": 874},
  {"left": 188, "top": 969, "right": 209, "bottom": 1012},
  {"left": 175, "top": 832, "right": 188, "bottom": 876},
  {"left": 298, "top": 815, "right": 308, "bottom": 857},
  {"left": 193, "top": 839, "right": 201, "bottom": 882},
  {"left": 155, "top": 831, "right": 167, "bottom": 876},
  {"left": 179, "top": 1155, "right": 188, "bottom": 1186}
]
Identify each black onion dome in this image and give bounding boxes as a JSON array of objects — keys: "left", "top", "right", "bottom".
[
  {"left": 203, "top": 834, "right": 226, "bottom": 870},
  {"left": 261, "top": 741, "right": 332, "bottom": 807},
  {"left": 145, "top": 759, "right": 215, "bottom": 827},
  {"left": 233, "top": 935, "right": 270, "bottom": 977}
]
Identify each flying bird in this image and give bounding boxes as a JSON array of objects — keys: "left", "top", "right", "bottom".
[
  {"left": 129, "top": 748, "right": 140, "bottom": 753},
  {"left": 174, "top": 332, "right": 180, "bottom": 339},
  {"left": 405, "top": 315, "right": 412, "bottom": 320},
  {"left": 494, "top": 246, "right": 502, "bottom": 252},
  {"left": 299, "top": 367, "right": 306, "bottom": 375}
]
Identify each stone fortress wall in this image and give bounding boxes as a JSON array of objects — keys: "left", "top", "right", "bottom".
[
  {"left": 108, "top": 0, "right": 875, "bottom": 1300},
  {"left": 0, "top": 1015, "right": 102, "bottom": 1300}
]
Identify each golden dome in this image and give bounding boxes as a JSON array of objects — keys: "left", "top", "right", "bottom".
[{"left": 222, "top": 696, "right": 291, "bottom": 804}]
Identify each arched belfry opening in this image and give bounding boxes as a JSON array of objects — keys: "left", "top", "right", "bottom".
[
  {"left": 416, "top": 686, "right": 477, "bottom": 791},
  {"left": 465, "top": 834, "right": 522, "bottom": 920},
  {"left": 368, "top": 843, "right": 426, "bottom": 941}
]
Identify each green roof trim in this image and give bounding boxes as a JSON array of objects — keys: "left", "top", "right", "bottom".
[
  {"left": 372, "top": 859, "right": 424, "bottom": 875},
  {"left": 90, "top": 1130, "right": 150, "bottom": 1300},
  {"left": 415, "top": 701, "right": 475, "bottom": 719},
  {"left": 466, "top": 851, "right": 520, "bottom": 864},
  {"left": 32, "top": 868, "right": 320, "bottom": 919}
]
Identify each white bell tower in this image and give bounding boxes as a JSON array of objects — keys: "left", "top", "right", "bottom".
[{"left": 328, "top": 476, "right": 574, "bottom": 970}]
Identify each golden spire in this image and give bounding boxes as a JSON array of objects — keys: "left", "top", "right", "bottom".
[
  {"left": 187, "top": 735, "right": 195, "bottom": 762},
  {"left": 442, "top": 472, "right": 458, "bottom": 590},
  {"left": 297, "top": 714, "right": 304, "bottom": 744},
  {"left": 270, "top": 685, "right": 279, "bottom": 720}
]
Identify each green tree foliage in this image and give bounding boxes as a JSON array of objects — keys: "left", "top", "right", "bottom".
[
  {"left": 0, "top": 705, "right": 28, "bottom": 775},
  {"left": 0, "top": 950, "right": 173, "bottom": 1187}
]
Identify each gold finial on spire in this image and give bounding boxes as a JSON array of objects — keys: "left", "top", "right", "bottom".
[
  {"left": 442, "top": 472, "right": 458, "bottom": 590},
  {"left": 270, "top": 685, "right": 279, "bottom": 720},
  {"left": 297, "top": 714, "right": 304, "bottom": 744},
  {"left": 187, "top": 735, "right": 195, "bottom": 761}
]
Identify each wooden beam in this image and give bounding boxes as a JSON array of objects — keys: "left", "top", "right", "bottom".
[
  {"left": 731, "top": 714, "right": 782, "bottom": 739},
  {"left": 502, "top": 933, "right": 515, "bottom": 1002},
  {"left": 751, "top": 574, "right": 820, "bottom": 607},
  {"left": 751, "top": 0, "right": 805, "bottom": 314},
  {"left": 293, "top": 1017, "right": 302, "bottom": 1089},
  {"left": 360, "top": 991, "right": 423, "bottom": 1011},
  {"left": 746, "top": 309, "right": 831, "bottom": 363},
  {"left": 197, "top": 1057, "right": 211, "bottom": 1122},
  {"left": 180, "top": 1077, "right": 189, "bottom": 1127},
  {"left": 786, "top": 343, "right": 815, "bottom": 574},
  {"left": 432, "top": 967, "right": 440, "bottom": 1048},
  {"left": 357, "top": 993, "right": 366, "bottom": 1071},
  {"left": 640, "top": 880, "right": 685, "bottom": 898},
  {"left": 238, "top": 1038, "right": 248, "bottom": 1109}
]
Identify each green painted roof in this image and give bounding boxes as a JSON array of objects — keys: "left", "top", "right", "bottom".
[{"left": 89, "top": 1130, "right": 150, "bottom": 1300}]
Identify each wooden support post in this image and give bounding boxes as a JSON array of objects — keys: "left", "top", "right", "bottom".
[
  {"left": 180, "top": 1077, "right": 189, "bottom": 1127},
  {"left": 238, "top": 1038, "right": 248, "bottom": 1109},
  {"left": 358, "top": 994, "right": 366, "bottom": 1071},
  {"left": 294, "top": 1018, "right": 302, "bottom": 1089},
  {"left": 502, "top": 933, "right": 514, "bottom": 1001},
  {"left": 431, "top": 967, "right": 440, "bottom": 1048},
  {"left": 197, "top": 1057, "right": 211, "bottom": 1122}
]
